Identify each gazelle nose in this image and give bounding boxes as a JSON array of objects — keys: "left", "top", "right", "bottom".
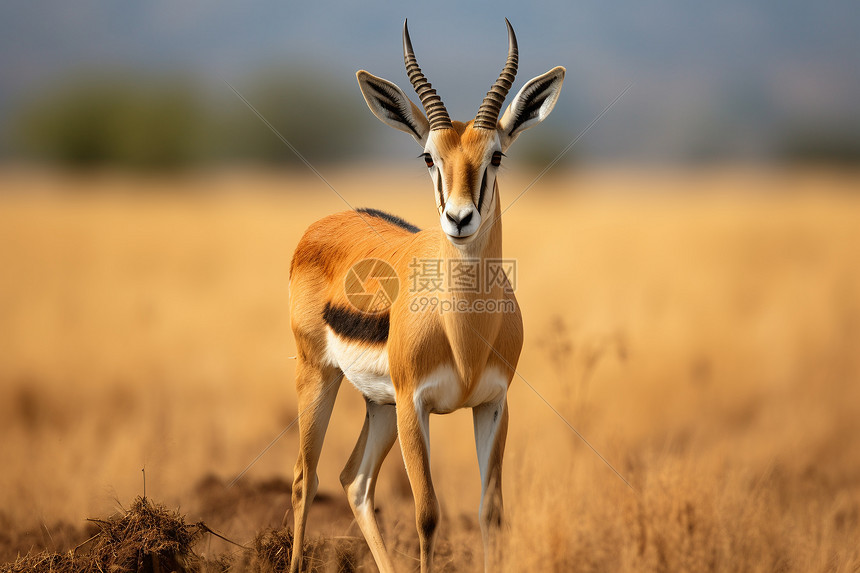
[{"left": 445, "top": 209, "right": 473, "bottom": 231}]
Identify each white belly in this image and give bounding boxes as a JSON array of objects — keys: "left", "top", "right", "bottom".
[
  {"left": 324, "top": 329, "right": 508, "bottom": 411},
  {"left": 325, "top": 329, "right": 396, "bottom": 404}
]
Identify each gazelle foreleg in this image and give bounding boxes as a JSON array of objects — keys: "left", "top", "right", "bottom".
[
  {"left": 473, "top": 397, "right": 509, "bottom": 571},
  {"left": 397, "top": 393, "right": 439, "bottom": 573},
  {"left": 289, "top": 358, "right": 343, "bottom": 573},
  {"left": 340, "top": 399, "right": 398, "bottom": 573}
]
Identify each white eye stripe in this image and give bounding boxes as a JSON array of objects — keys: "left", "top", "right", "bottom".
[{"left": 435, "top": 166, "right": 445, "bottom": 207}]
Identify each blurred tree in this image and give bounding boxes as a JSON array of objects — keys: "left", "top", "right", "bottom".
[
  {"left": 10, "top": 68, "right": 368, "bottom": 171},
  {"left": 221, "top": 67, "right": 365, "bottom": 166},
  {"left": 514, "top": 127, "right": 578, "bottom": 169},
  {"left": 14, "top": 74, "right": 206, "bottom": 170},
  {"left": 778, "top": 125, "right": 860, "bottom": 167}
]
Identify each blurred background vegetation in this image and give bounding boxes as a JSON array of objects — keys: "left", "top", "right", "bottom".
[
  {"left": 1, "top": 2, "right": 858, "bottom": 171},
  {"left": 12, "top": 68, "right": 860, "bottom": 171},
  {"left": 7, "top": 68, "right": 579, "bottom": 171},
  {"left": 10, "top": 69, "right": 367, "bottom": 170}
]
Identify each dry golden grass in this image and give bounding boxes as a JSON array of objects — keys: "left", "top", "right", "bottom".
[{"left": 1, "top": 166, "right": 859, "bottom": 571}]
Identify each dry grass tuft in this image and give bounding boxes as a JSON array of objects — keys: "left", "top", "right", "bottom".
[
  {"left": 0, "top": 497, "right": 228, "bottom": 573},
  {"left": 234, "top": 527, "right": 372, "bottom": 572}
]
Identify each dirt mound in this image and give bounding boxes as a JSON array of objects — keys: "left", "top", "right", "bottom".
[{"left": 0, "top": 497, "right": 227, "bottom": 573}]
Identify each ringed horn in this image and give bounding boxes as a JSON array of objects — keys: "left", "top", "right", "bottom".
[
  {"left": 403, "top": 19, "right": 453, "bottom": 131},
  {"left": 473, "top": 18, "right": 519, "bottom": 130}
]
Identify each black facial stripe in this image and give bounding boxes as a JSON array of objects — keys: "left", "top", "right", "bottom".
[
  {"left": 323, "top": 302, "right": 389, "bottom": 344},
  {"left": 477, "top": 168, "right": 488, "bottom": 212}
]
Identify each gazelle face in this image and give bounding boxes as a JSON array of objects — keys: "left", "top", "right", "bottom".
[
  {"left": 356, "top": 20, "right": 565, "bottom": 247},
  {"left": 423, "top": 126, "right": 501, "bottom": 243}
]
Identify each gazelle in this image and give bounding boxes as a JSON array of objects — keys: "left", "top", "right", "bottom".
[{"left": 287, "top": 19, "right": 564, "bottom": 573}]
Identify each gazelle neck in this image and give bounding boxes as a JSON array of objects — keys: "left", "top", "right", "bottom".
[{"left": 437, "top": 180, "right": 504, "bottom": 385}]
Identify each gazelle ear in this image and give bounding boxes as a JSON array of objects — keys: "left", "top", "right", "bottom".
[
  {"left": 357, "top": 70, "right": 430, "bottom": 145},
  {"left": 498, "top": 66, "right": 565, "bottom": 150}
]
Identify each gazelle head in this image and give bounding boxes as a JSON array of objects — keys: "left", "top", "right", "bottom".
[{"left": 357, "top": 20, "right": 565, "bottom": 246}]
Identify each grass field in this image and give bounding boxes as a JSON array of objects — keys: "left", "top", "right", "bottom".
[{"left": 1, "top": 166, "right": 859, "bottom": 571}]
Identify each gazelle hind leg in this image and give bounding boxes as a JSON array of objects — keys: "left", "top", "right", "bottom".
[
  {"left": 340, "top": 399, "right": 398, "bottom": 573},
  {"left": 288, "top": 359, "right": 343, "bottom": 573},
  {"left": 473, "top": 398, "right": 508, "bottom": 571}
]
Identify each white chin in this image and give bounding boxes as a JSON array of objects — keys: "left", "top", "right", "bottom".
[{"left": 446, "top": 232, "right": 476, "bottom": 246}]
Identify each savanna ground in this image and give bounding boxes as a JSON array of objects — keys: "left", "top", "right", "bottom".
[{"left": 1, "top": 166, "right": 859, "bottom": 572}]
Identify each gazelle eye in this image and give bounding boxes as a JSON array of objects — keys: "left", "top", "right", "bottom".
[
  {"left": 491, "top": 151, "right": 503, "bottom": 167},
  {"left": 422, "top": 153, "right": 434, "bottom": 168}
]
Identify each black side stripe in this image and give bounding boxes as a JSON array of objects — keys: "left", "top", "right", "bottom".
[{"left": 323, "top": 302, "right": 389, "bottom": 344}]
